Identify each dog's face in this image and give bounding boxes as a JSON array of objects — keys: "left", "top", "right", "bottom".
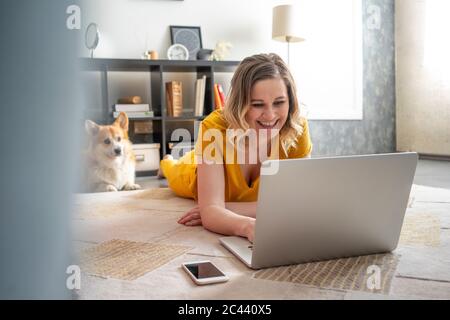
[{"left": 85, "top": 112, "right": 130, "bottom": 166}]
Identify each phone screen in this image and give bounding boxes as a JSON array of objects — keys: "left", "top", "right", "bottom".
[{"left": 185, "top": 262, "right": 225, "bottom": 279}]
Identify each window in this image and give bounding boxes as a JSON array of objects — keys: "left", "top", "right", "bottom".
[
  {"left": 424, "top": 0, "right": 450, "bottom": 75},
  {"left": 290, "top": 0, "right": 363, "bottom": 120}
]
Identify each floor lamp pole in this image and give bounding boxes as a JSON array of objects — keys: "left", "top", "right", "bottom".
[
  {"left": 287, "top": 41, "right": 290, "bottom": 66},
  {"left": 286, "top": 36, "right": 292, "bottom": 67}
]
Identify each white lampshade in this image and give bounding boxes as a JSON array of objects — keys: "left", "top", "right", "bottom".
[{"left": 272, "top": 5, "right": 304, "bottom": 43}]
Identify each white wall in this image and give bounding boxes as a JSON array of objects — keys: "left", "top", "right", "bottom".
[
  {"left": 83, "top": 0, "right": 363, "bottom": 121},
  {"left": 82, "top": 0, "right": 293, "bottom": 116},
  {"left": 396, "top": 0, "right": 450, "bottom": 156},
  {"left": 83, "top": 0, "right": 287, "bottom": 60}
]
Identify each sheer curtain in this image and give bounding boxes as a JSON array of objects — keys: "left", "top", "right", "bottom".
[{"left": 396, "top": 0, "right": 450, "bottom": 156}]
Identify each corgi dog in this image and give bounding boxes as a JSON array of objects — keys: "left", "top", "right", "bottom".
[{"left": 84, "top": 112, "right": 141, "bottom": 192}]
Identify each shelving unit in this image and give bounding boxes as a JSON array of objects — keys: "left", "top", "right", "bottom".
[{"left": 80, "top": 58, "right": 240, "bottom": 166}]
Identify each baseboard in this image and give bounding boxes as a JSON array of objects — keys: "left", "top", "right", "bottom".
[
  {"left": 136, "top": 170, "right": 158, "bottom": 177},
  {"left": 419, "top": 153, "right": 450, "bottom": 162}
]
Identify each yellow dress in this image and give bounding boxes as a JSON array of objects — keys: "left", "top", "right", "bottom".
[{"left": 159, "top": 110, "right": 313, "bottom": 202}]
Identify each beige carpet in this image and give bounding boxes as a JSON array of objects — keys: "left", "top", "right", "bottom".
[
  {"left": 130, "top": 188, "right": 177, "bottom": 200},
  {"left": 399, "top": 212, "right": 441, "bottom": 247}
]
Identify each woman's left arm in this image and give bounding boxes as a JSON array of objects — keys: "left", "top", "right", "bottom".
[
  {"left": 178, "top": 202, "right": 257, "bottom": 226},
  {"left": 225, "top": 202, "right": 257, "bottom": 217}
]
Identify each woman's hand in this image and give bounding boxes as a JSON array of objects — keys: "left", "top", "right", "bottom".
[
  {"left": 178, "top": 206, "right": 202, "bottom": 226},
  {"left": 178, "top": 206, "right": 255, "bottom": 243},
  {"left": 240, "top": 218, "right": 256, "bottom": 243}
]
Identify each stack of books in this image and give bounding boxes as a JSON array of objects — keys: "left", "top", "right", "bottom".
[
  {"left": 214, "top": 83, "right": 226, "bottom": 110},
  {"left": 114, "top": 100, "right": 154, "bottom": 119},
  {"left": 194, "top": 75, "right": 207, "bottom": 117},
  {"left": 113, "top": 96, "right": 154, "bottom": 119},
  {"left": 166, "top": 81, "right": 183, "bottom": 117}
]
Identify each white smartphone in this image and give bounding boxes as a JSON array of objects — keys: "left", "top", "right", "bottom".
[{"left": 181, "top": 260, "right": 229, "bottom": 285}]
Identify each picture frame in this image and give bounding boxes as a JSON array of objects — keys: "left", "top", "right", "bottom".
[{"left": 170, "top": 26, "right": 203, "bottom": 60}]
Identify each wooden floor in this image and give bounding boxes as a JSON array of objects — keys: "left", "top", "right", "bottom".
[{"left": 73, "top": 160, "right": 450, "bottom": 300}]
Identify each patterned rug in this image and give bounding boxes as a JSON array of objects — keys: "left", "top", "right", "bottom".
[
  {"left": 80, "top": 239, "right": 192, "bottom": 280},
  {"left": 253, "top": 253, "right": 399, "bottom": 294}
]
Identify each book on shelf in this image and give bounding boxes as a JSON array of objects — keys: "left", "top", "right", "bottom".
[
  {"left": 194, "top": 79, "right": 201, "bottom": 116},
  {"left": 113, "top": 111, "right": 154, "bottom": 119},
  {"left": 166, "top": 81, "right": 183, "bottom": 117},
  {"left": 216, "top": 84, "right": 226, "bottom": 107},
  {"left": 199, "top": 76, "right": 206, "bottom": 115},
  {"left": 213, "top": 84, "right": 223, "bottom": 110},
  {"left": 165, "top": 84, "right": 173, "bottom": 117},
  {"left": 115, "top": 104, "right": 150, "bottom": 112},
  {"left": 194, "top": 75, "right": 207, "bottom": 116}
]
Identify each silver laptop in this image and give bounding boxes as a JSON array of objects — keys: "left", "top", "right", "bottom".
[{"left": 219, "top": 152, "right": 418, "bottom": 269}]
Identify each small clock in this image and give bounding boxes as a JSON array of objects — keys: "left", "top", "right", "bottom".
[{"left": 167, "top": 44, "right": 189, "bottom": 60}]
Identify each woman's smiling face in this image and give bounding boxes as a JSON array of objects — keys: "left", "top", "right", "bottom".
[{"left": 245, "top": 77, "right": 289, "bottom": 133}]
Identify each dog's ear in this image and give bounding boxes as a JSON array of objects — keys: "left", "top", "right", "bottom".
[
  {"left": 114, "top": 112, "right": 129, "bottom": 132},
  {"left": 85, "top": 120, "right": 100, "bottom": 136}
]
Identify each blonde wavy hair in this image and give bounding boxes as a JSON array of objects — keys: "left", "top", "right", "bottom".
[{"left": 222, "top": 53, "right": 305, "bottom": 156}]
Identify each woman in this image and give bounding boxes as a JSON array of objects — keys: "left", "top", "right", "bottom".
[{"left": 158, "top": 53, "right": 312, "bottom": 242}]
